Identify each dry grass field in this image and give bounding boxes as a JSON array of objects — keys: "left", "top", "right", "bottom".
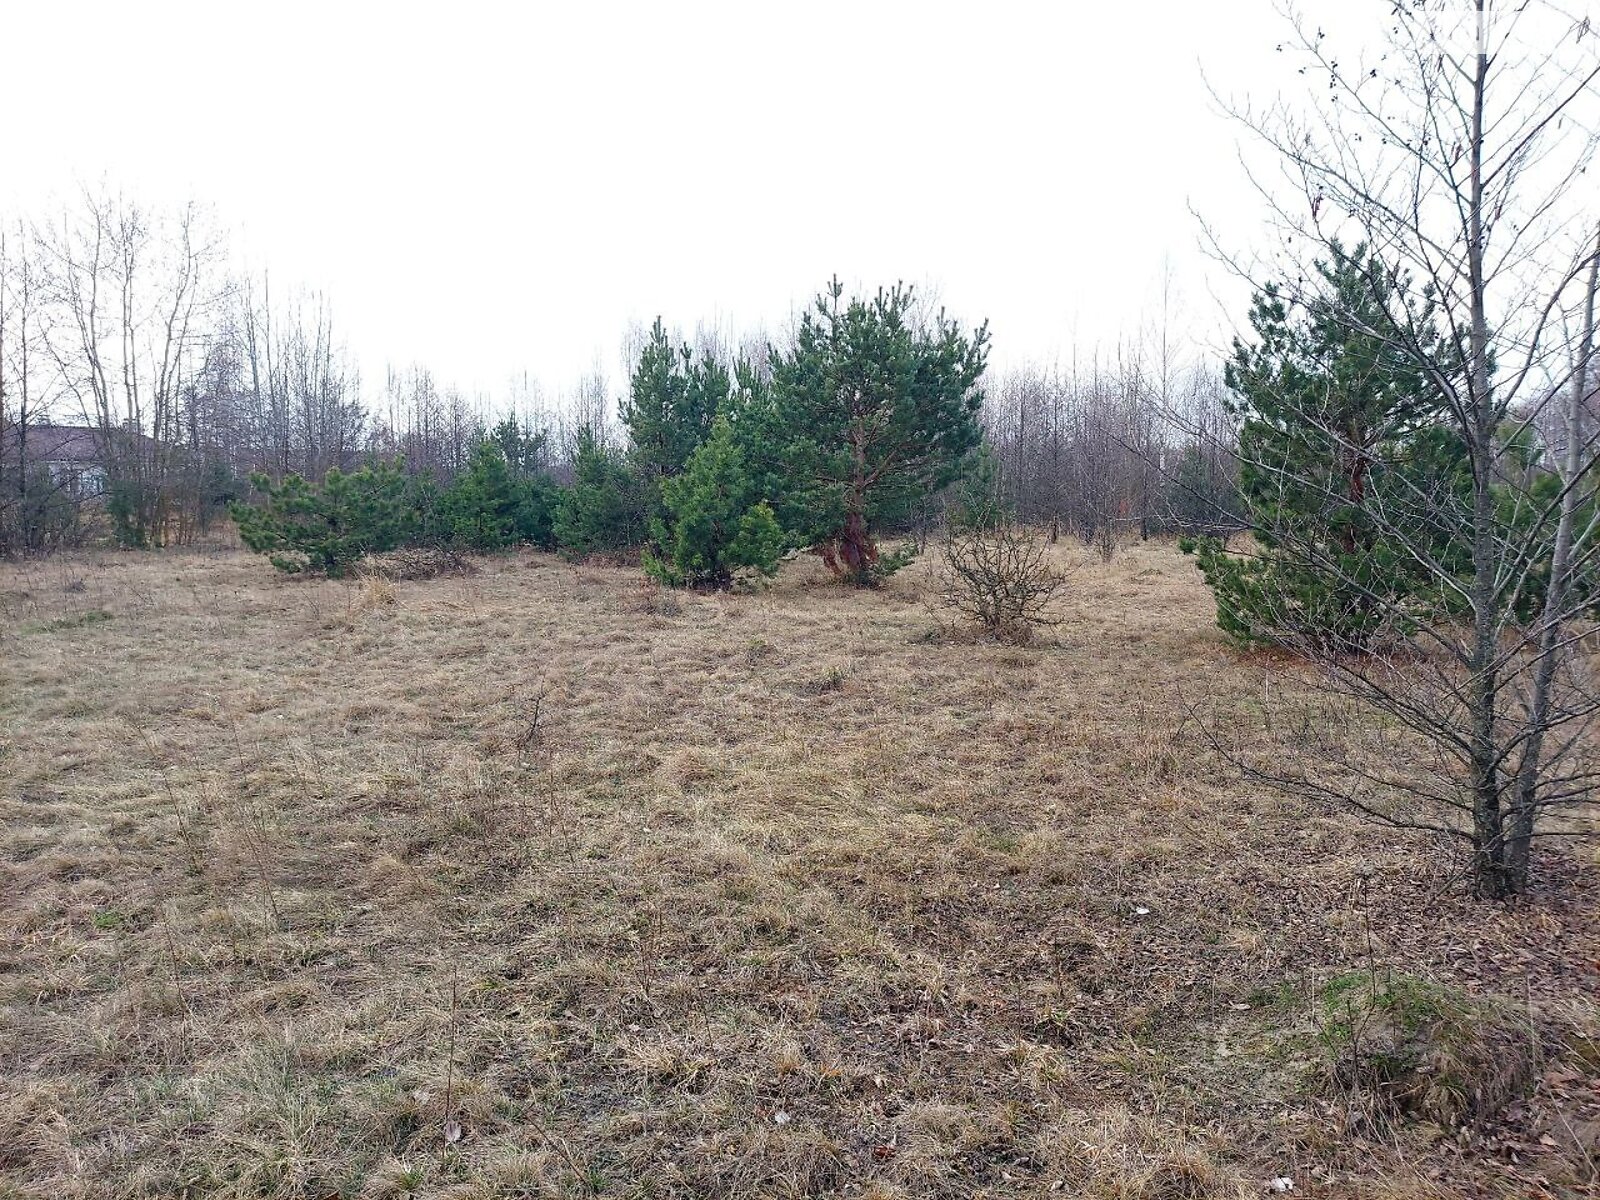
[{"left": 3, "top": 540, "right": 1599, "bottom": 1199}]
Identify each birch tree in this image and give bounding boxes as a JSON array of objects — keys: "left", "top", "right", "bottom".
[
  {"left": 0, "top": 224, "right": 61, "bottom": 551},
  {"left": 40, "top": 191, "right": 219, "bottom": 546}
]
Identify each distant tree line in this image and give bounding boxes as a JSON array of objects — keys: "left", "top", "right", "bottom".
[
  {"left": 0, "top": 193, "right": 626, "bottom": 554},
  {"left": 234, "top": 280, "right": 996, "bottom": 587},
  {"left": 3, "top": 190, "right": 1247, "bottom": 564},
  {"left": 981, "top": 356, "right": 1243, "bottom": 556}
]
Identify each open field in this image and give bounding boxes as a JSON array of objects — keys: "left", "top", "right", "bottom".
[{"left": 3, "top": 540, "right": 1599, "bottom": 1199}]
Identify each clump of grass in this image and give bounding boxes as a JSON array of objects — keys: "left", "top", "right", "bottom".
[
  {"left": 355, "top": 573, "right": 398, "bottom": 612},
  {"left": 1316, "top": 971, "right": 1540, "bottom": 1128},
  {"left": 797, "top": 664, "right": 847, "bottom": 695},
  {"left": 1033, "top": 1107, "right": 1246, "bottom": 1199},
  {"left": 27, "top": 608, "right": 113, "bottom": 634},
  {"left": 634, "top": 576, "right": 681, "bottom": 617}
]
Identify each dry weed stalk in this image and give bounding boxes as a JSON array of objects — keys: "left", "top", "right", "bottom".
[
  {"left": 441, "top": 969, "right": 462, "bottom": 1157},
  {"left": 158, "top": 900, "right": 190, "bottom": 1016},
  {"left": 513, "top": 688, "right": 580, "bottom": 864},
  {"left": 514, "top": 689, "right": 547, "bottom": 769},
  {"left": 224, "top": 785, "right": 281, "bottom": 928},
  {"left": 135, "top": 727, "right": 205, "bottom": 874},
  {"left": 208, "top": 700, "right": 282, "bottom": 925}
]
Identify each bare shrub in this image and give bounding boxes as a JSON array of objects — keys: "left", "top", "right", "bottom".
[
  {"left": 1087, "top": 519, "right": 1117, "bottom": 564},
  {"left": 937, "top": 522, "right": 1065, "bottom": 642}
]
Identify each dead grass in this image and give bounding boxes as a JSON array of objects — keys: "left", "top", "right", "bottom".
[{"left": 1, "top": 539, "right": 1598, "bottom": 1199}]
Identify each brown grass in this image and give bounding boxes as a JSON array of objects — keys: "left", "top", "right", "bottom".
[{"left": 2, "top": 539, "right": 1598, "bottom": 1199}]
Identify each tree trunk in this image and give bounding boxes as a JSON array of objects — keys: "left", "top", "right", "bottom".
[
  {"left": 1466, "top": 2, "right": 1510, "bottom": 900},
  {"left": 826, "top": 424, "right": 880, "bottom": 586},
  {"left": 824, "top": 506, "right": 878, "bottom": 586},
  {"left": 1507, "top": 226, "right": 1600, "bottom": 887}
]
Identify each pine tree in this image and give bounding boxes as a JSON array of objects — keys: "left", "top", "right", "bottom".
[
  {"left": 644, "top": 414, "right": 783, "bottom": 589},
  {"left": 488, "top": 415, "right": 550, "bottom": 477},
  {"left": 1184, "top": 246, "right": 1461, "bottom": 650},
  {"left": 440, "top": 441, "right": 519, "bottom": 551},
  {"left": 755, "top": 279, "right": 989, "bottom": 585},
  {"left": 232, "top": 458, "right": 414, "bottom": 576},
  {"left": 440, "top": 438, "right": 561, "bottom": 552},
  {"left": 622, "top": 319, "right": 729, "bottom": 511},
  {"left": 512, "top": 474, "right": 562, "bottom": 550},
  {"left": 552, "top": 429, "right": 647, "bottom": 558},
  {"left": 947, "top": 441, "right": 1008, "bottom": 531}
]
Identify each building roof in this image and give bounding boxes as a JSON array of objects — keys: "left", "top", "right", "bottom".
[{"left": 1, "top": 424, "right": 134, "bottom": 464}]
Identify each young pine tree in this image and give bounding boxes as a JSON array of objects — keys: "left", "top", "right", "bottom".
[
  {"left": 622, "top": 319, "right": 728, "bottom": 486},
  {"left": 552, "top": 429, "right": 648, "bottom": 559},
  {"left": 488, "top": 415, "right": 550, "bottom": 476},
  {"left": 489, "top": 416, "right": 562, "bottom": 548},
  {"left": 513, "top": 474, "right": 563, "bottom": 550},
  {"left": 232, "top": 459, "right": 414, "bottom": 576},
  {"left": 1184, "top": 245, "right": 1459, "bottom": 651},
  {"left": 753, "top": 279, "right": 989, "bottom": 585},
  {"left": 643, "top": 413, "right": 782, "bottom": 589},
  {"left": 947, "top": 442, "right": 1008, "bottom": 532},
  {"left": 440, "top": 441, "right": 516, "bottom": 551},
  {"left": 440, "top": 438, "right": 561, "bottom": 552}
]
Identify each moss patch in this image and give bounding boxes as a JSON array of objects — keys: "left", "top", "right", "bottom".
[{"left": 1317, "top": 971, "right": 1540, "bottom": 1128}]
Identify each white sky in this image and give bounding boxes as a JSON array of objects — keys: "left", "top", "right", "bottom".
[{"left": 3, "top": 1, "right": 1392, "bottom": 402}]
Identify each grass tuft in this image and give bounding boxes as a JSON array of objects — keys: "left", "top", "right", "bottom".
[{"left": 1316, "top": 970, "right": 1541, "bottom": 1129}]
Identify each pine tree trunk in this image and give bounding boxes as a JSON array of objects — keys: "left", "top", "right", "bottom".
[
  {"left": 832, "top": 507, "right": 878, "bottom": 586},
  {"left": 825, "top": 431, "right": 880, "bottom": 586}
]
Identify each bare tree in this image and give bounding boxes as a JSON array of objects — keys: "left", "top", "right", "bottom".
[
  {"left": 238, "top": 276, "right": 364, "bottom": 481},
  {"left": 559, "top": 367, "right": 616, "bottom": 462},
  {"left": 38, "top": 190, "right": 221, "bottom": 546},
  {"left": 1160, "top": 366, "right": 1243, "bottom": 538},
  {"left": 0, "top": 222, "right": 68, "bottom": 551},
  {"left": 983, "top": 351, "right": 1177, "bottom": 555},
  {"left": 1202, "top": 1, "right": 1600, "bottom": 897}
]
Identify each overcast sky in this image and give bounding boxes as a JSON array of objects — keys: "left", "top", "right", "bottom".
[{"left": 3, "top": 1, "right": 1391, "bottom": 403}]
